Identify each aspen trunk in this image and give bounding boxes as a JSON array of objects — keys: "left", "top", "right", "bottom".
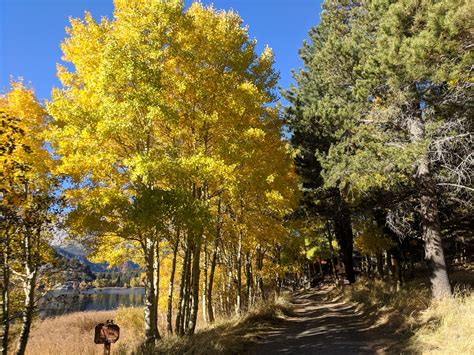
[
  {"left": 183, "top": 257, "right": 192, "bottom": 334},
  {"left": 167, "top": 238, "right": 179, "bottom": 336},
  {"left": 182, "top": 240, "right": 193, "bottom": 335},
  {"left": 1, "top": 239, "right": 10, "bottom": 355},
  {"left": 225, "top": 273, "right": 231, "bottom": 315},
  {"left": 186, "top": 240, "right": 201, "bottom": 335},
  {"left": 207, "top": 198, "right": 221, "bottom": 323},
  {"left": 176, "top": 241, "right": 191, "bottom": 336},
  {"left": 235, "top": 232, "right": 243, "bottom": 315},
  {"left": 202, "top": 237, "right": 208, "bottom": 324},
  {"left": 274, "top": 246, "right": 282, "bottom": 296},
  {"left": 226, "top": 269, "right": 233, "bottom": 316},
  {"left": 16, "top": 270, "right": 37, "bottom": 355},
  {"left": 245, "top": 252, "right": 252, "bottom": 308},
  {"left": 207, "top": 245, "right": 217, "bottom": 323},
  {"left": 153, "top": 241, "right": 160, "bottom": 324},
  {"left": 255, "top": 247, "right": 265, "bottom": 301},
  {"left": 17, "top": 228, "right": 40, "bottom": 355},
  {"left": 143, "top": 238, "right": 160, "bottom": 344}
]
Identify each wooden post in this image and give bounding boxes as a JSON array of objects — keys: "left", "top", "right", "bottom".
[{"left": 104, "top": 342, "right": 111, "bottom": 355}]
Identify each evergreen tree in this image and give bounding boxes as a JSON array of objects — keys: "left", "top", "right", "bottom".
[
  {"left": 289, "top": 0, "right": 472, "bottom": 298},
  {"left": 284, "top": 0, "right": 385, "bottom": 283}
]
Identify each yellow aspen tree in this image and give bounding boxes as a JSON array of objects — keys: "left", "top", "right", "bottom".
[
  {"left": 48, "top": 0, "right": 296, "bottom": 342},
  {"left": 1, "top": 82, "right": 56, "bottom": 355}
]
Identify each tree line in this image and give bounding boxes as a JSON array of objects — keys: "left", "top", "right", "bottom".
[
  {"left": 2, "top": 1, "right": 297, "bottom": 351},
  {"left": 285, "top": 0, "right": 472, "bottom": 299},
  {"left": 0, "top": 0, "right": 472, "bottom": 353}
]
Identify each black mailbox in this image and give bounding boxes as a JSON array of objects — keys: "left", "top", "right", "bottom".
[{"left": 94, "top": 320, "right": 120, "bottom": 344}]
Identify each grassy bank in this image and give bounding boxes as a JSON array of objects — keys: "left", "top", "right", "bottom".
[
  {"left": 24, "top": 269, "right": 473, "bottom": 354},
  {"left": 25, "top": 311, "right": 116, "bottom": 355},
  {"left": 25, "top": 306, "right": 161, "bottom": 354},
  {"left": 331, "top": 268, "right": 474, "bottom": 354},
  {"left": 24, "top": 296, "right": 291, "bottom": 354},
  {"left": 411, "top": 289, "right": 474, "bottom": 354},
  {"left": 152, "top": 298, "right": 291, "bottom": 355}
]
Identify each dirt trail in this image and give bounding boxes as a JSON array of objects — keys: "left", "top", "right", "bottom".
[{"left": 246, "top": 287, "right": 405, "bottom": 354}]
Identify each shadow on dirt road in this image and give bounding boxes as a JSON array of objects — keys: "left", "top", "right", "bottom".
[{"left": 246, "top": 287, "right": 408, "bottom": 354}]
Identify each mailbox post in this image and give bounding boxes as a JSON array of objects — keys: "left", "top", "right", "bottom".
[{"left": 94, "top": 320, "right": 120, "bottom": 355}]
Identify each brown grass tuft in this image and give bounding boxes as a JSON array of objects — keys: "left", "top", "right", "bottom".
[
  {"left": 25, "top": 310, "right": 116, "bottom": 355},
  {"left": 330, "top": 269, "right": 474, "bottom": 354},
  {"left": 146, "top": 296, "right": 292, "bottom": 355},
  {"left": 24, "top": 296, "right": 291, "bottom": 355},
  {"left": 411, "top": 287, "right": 474, "bottom": 354}
]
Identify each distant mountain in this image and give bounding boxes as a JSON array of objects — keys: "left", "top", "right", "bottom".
[
  {"left": 53, "top": 243, "right": 140, "bottom": 273},
  {"left": 54, "top": 244, "right": 109, "bottom": 272},
  {"left": 51, "top": 250, "right": 95, "bottom": 284}
]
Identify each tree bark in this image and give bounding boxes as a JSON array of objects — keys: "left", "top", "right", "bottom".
[
  {"left": 376, "top": 253, "right": 384, "bottom": 278},
  {"left": 274, "top": 245, "right": 282, "bottom": 296},
  {"left": 183, "top": 253, "right": 192, "bottom": 334},
  {"left": 143, "top": 238, "right": 160, "bottom": 345},
  {"left": 186, "top": 240, "right": 201, "bottom": 335},
  {"left": 245, "top": 252, "right": 252, "bottom": 308},
  {"left": 17, "top": 227, "right": 40, "bottom": 355},
  {"left": 386, "top": 250, "right": 393, "bottom": 277},
  {"left": 333, "top": 194, "right": 355, "bottom": 283},
  {"left": 207, "top": 198, "right": 221, "bottom": 323},
  {"left": 409, "top": 117, "right": 452, "bottom": 298},
  {"left": 391, "top": 252, "right": 403, "bottom": 290},
  {"left": 153, "top": 240, "right": 160, "bottom": 326},
  {"left": 255, "top": 247, "right": 265, "bottom": 301},
  {"left": 202, "top": 237, "right": 208, "bottom": 324},
  {"left": 418, "top": 158, "right": 452, "bottom": 298},
  {"left": 366, "top": 255, "right": 372, "bottom": 278},
  {"left": 326, "top": 222, "right": 338, "bottom": 282},
  {"left": 175, "top": 240, "right": 190, "bottom": 336},
  {"left": 207, "top": 244, "right": 217, "bottom": 323},
  {"left": 167, "top": 237, "right": 179, "bottom": 336},
  {"left": 235, "top": 231, "right": 243, "bottom": 315},
  {"left": 16, "top": 270, "right": 37, "bottom": 355},
  {"left": 1, "top": 234, "right": 10, "bottom": 355}
]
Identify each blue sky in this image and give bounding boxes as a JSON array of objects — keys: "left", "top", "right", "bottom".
[{"left": 0, "top": 0, "right": 323, "bottom": 102}]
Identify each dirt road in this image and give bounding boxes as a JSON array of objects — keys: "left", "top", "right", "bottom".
[{"left": 246, "top": 287, "right": 405, "bottom": 354}]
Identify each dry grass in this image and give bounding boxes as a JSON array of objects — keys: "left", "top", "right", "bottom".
[
  {"left": 330, "top": 277, "right": 431, "bottom": 332},
  {"left": 330, "top": 268, "right": 474, "bottom": 354},
  {"left": 24, "top": 307, "right": 151, "bottom": 354},
  {"left": 23, "top": 296, "right": 291, "bottom": 355},
  {"left": 25, "top": 310, "right": 117, "bottom": 355},
  {"left": 150, "top": 296, "right": 292, "bottom": 355},
  {"left": 411, "top": 287, "right": 474, "bottom": 354}
]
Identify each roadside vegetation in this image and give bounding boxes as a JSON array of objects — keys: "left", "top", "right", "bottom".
[
  {"left": 26, "top": 273, "right": 474, "bottom": 355},
  {"left": 25, "top": 297, "right": 291, "bottom": 355},
  {"left": 330, "top": 265, "right": 474, "bottom": 354},
  {"left": 1, "top": 0, "right": 471, "bottom": 353},
  {"left": 412, "top": 289, "right": 474, "bottom": 354}
]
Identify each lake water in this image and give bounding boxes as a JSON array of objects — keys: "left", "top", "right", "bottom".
[{"left": 40, "top": 287, "right": 145, "bottom": 318}]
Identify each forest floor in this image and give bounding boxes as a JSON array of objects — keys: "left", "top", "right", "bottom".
[{"left": 245, "top": 286, "right": 407, "bottom": 354}]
